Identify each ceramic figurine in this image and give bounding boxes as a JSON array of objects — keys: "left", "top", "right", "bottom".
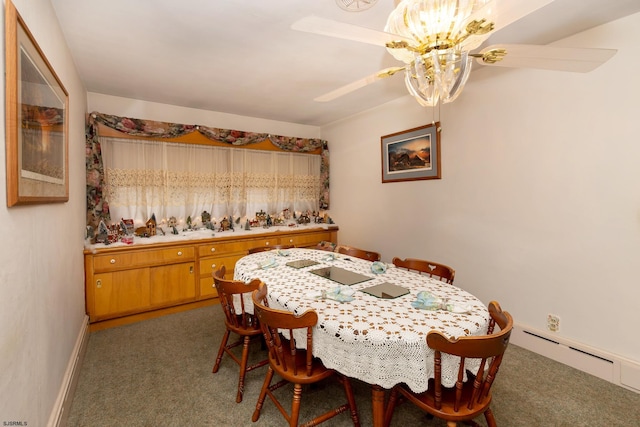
[
  {"left": 297, "top": 212, "right": 310, "bottom": 224},
  {"left": 201, "top": 211, "right": 211, "bottom": 228},
  {"left": 95, "top": 220, "right": 109, "bottom": 244},
  {"left": 219, "top": 217, "right": 231, "bottom": 231},
  {"left": 256, "top": 210, "right": 267, "bottom": 225},
  {"left": 107, "top": 224, "right": 119, "bottom": 244},
  {"left": 146, "top": 214, "right": 157, "bottom": 236},
  {"left": 135, "top": 226, "right": 150, "bottom": 237},
  {"left": 86, "top": 225, "right": 94, "bottom": 240},
  {"left": 121, "top": 218, "right": 135, "bottom": 235},
  {"left": 168, "top": 216, "right": 179, "bottom": 234},
  {"left": 118, "top": 219, "right": 127, "bottom": 236}
]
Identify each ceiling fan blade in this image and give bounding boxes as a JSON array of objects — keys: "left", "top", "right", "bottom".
[
  {"left": 291, "top": 15, "right": 414, "bottom": 48},
  {"left": 476, "top": 44, "right": 617, "bottom": 73},
  {"left": 314, "top": 66, "right": 405, "bottom": 102}
]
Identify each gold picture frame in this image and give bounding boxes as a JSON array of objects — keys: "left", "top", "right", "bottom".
[
  {"left": 381, "top": 123, "right": 441, "bottom": 183},
  {"left": 5, "top": 0, "right": 69, "bottom": 206}
]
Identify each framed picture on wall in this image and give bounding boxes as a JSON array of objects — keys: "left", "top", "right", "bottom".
[
  {"left": 5, "top": 0, "right": 69, "bottom": 206},
  {"left": 381, "top": 123, "right": 441, "bottom": 183}
]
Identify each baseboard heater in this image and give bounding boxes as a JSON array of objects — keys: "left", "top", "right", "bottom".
[{"left": 511, "top": 323, "right": 640, "bottom": 394}]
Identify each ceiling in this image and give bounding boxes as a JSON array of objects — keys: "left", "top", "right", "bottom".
[{"left": 50, "top": 0, "right": 640, "bottom": 127}]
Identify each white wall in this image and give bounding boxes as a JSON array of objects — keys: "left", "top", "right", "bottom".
[
  {"left": 0, "top": 0, "right": 87, "bottom": 425},
  {"left": 0, "top": 3, "right": 632, "bottom": 423},
  {"left": 322, "top": 13, "right": 640, "bottom": 364},
  {"left": 88, "top": 92, "right": 321, "bottom": 139}
]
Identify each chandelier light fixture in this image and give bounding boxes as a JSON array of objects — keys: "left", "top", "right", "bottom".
[
  {"left": 293, "top": 0, "right": 616, "bottom": 108},
  {"left": 384, "top": 0, "right": 496, "bottom": 106}
]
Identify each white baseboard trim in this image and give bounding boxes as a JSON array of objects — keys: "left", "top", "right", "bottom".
[
  {"left": 48, "top": 315, "right": 90, "bottom": 427},
  {"left": 511, "top": 322, "right": 640, "bottom": 394}
]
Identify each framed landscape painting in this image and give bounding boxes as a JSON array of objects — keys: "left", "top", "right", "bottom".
[
  {"left": 381, "top": 123, "right": 441, "bottom": 183},
  {"left": 5, "top": 0, "right": 69, "bottom": 206}
]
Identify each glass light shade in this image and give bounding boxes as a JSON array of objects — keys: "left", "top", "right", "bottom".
[
  {"left": 387, "top": 0, "right": 492, "bottom": 105},
  {"left": 405, "top": 54, "right": 438, "bottom": 106},
  {"left": 438, "top": 50, "right": 472, "bottom": 103},
  {"left": 404, "top": 48, "right": 473, "bottom": 106}
]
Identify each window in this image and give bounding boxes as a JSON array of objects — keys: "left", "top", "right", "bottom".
[{"left": 101, "top": 136, "right": 321, "bottom": 226}]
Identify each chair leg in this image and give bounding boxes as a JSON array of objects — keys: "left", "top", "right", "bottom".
[
  {"left": 212, "top": 329, "right": 230, "bottom": 373},
  {"left": 341, "top": 376, "right": 360, "bottom": 427},
  {"left": 484, "top": 408, "right": 497, "bottom": 427},
  {"left": 290, "top": 383, "right": 303, "bottom": 427},
  {"left": 236, "top": 335, "right": 251, "bottom": 403},
  {"left": 252, "top": 366, "right": 274, "bottom": 422},
  {"left": 383, "top": 387, "right": 399, "bottom": 427}
]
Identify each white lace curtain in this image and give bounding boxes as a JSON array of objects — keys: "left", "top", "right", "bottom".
[{"left": 101, "top": 136, "right": 321, "bottom": 226}]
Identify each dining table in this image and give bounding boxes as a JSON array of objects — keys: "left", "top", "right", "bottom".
[{"left": 233, "top": 248, "right": 490, "bottom": 427}]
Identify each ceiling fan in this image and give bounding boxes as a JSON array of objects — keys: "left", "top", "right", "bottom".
[{"left": 292, "top": 0, "right": 617, "bottom": 106}]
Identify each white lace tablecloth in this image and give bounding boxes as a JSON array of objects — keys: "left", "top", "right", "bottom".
[{"left": 234, "top": 248, "right": 490, "bottom": 393}]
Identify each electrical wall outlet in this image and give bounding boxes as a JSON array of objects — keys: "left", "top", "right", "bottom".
[{"left": 547, "top": 314, "right": 560, "bottom": 332}]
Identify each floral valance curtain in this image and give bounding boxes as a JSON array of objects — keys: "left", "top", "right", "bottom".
[{"left": 86, "top": 112, "right": 330, "bottom": 227}]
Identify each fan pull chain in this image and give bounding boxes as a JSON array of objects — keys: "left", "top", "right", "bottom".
[{"left": 430, "top": 102, "right": 441, "bottom": 130}]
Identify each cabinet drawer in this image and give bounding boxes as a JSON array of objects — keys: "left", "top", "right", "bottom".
[
  {"left": 197, "top": 240, "right": 254, "bottom": 257},
  {"left": 93, "top": 246, "right": 195, "bottom": 272},
  {"left": 285, "top": 231, "right": 331, "bottom": 247},
  {"left": 199, "top": 254, "right": 245, "bottom": 277},
  {"left": 247, "top": 237, "right": 281, "bottom": 250}
]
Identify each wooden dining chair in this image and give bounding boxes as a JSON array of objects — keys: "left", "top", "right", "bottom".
[
  {"left": 247, "top": 244, "right": 295, "bottom": 254},
  {"left": 251, "top": 283, "right": 361, "bottom": 427},
  {"left": 335, "top": 244, "right": 381, "bottom": 262},
  {"left": 392, "top": 257, "right": 456, "bottom": 284},
  {"left": 384, "top": 301, "right": 513, "bottom": 427},
  {"left": 212, "top": 265, "right": 268, "bottom": 403}
]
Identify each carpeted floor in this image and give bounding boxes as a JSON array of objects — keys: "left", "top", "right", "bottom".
[{"left": 66, "top": 306, "right": 640, "bottom": 426}]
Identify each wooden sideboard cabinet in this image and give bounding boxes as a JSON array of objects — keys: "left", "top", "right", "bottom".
[{"left": 84, "top": 226, "right": 337, "bottom": 330}]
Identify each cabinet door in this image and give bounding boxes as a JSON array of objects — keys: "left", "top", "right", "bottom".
[
  {"left": 199, "top": 277, "right": 218, "bottom": 298},
  {"left": 93, "top": 269, "right": 151, "bottom": 318},
  {"left": 149, "top": 262, "right": 196, "bottom": 306},
  {"left": 199, "top": 253, "right": 245, "bottom": 298}
]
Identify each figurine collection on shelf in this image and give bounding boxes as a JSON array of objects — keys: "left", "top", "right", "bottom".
[{"left": 89, "top": 208, "right": 334, "bottom": 245}]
